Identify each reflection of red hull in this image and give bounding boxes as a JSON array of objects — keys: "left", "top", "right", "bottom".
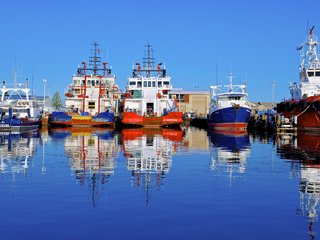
[
  {"left": 122, "top": 112, "right": 183, "bottom": 127},
  {"left": 210, "top": 123, "right": 248, "bottom": 134},
  {"left": 122, "top": 128, "right": 183, "bottom": 141}
]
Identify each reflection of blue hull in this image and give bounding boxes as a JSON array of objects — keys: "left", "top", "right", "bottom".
[
  {"left": 207, "top": 107, "right": 251, "bottom": 128},
  {"left": 208, "top": 131, "right": 250, "bottom": 151}
]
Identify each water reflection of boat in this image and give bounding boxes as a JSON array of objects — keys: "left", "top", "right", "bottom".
[
  {"left": 208, "top": 131, "right": 251, "bottom": 177},
  {"left": 0, "top": 130, "right": 40, "bottom": 176},
  {"left": 49, "top": 128, "right": 120, "bottom": 207},
  {"left": 277, "top": 133, "right": 320, "bottom": 238},
  {"left": 122, "top": 128, "right": 183, "bottom": 205}
]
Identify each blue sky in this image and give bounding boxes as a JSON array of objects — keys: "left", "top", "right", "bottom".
[{"left": 0, "top": 0, "right": 319, "bottom": 102}]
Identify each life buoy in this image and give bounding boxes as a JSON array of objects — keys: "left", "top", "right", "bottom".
[{"left": 157, "top": 93, "right": 162, "bottom": 99}]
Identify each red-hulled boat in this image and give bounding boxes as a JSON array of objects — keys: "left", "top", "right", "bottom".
[
  {"left": 121, "top": 44, "right": 183, "bottom": 127},
  {"left": 277, "top": 26, "right": 320, "bottom": 131}
]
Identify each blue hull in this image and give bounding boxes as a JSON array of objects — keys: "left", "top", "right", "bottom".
[
  {"left": 207, "top": 107, "right": 251, "bottom": 128},
  {"left": 0, "top": 118, "right": 41, "bottom": 132}
]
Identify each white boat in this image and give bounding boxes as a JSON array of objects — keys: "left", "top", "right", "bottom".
[
  {"left": 0, "top": 80, "right": 42, "bottom": 131},
  {"left": 49, "top": 42, "right": 118, "bottom": 127},
  {"left": 122, "top": 44, "right": 183, "bottom": 127}
]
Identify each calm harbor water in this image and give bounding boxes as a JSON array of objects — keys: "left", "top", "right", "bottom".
[{"left": 0, "top": 127, "right": 319, "bottom": 239}]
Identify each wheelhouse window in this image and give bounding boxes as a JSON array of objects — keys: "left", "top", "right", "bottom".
[
  {"left": 88, "top": 101, "right": 95, "bottom": 109},
  {"left": 228, "top": 96, "right": 241, "bottom": 100},
  {"left": 158, "top": 81, "right": 162, "bottom": 87},
  {"left": 148, "top": 81, "right": 151, "bottom": 87},
  {"left": 308, "top": 72, "right": 315, "bottom": 77},
  {"left": 316, "top": 71, "right": 320, "bottom": 77},
  {"left": 129, "top": 81, "right": 136, "bottom": 86},
  {"left": 143, "top": 81, "right": 147, "bottom": 87},
  {"left": 152, "top": 81, "right": 156, "bottom": 87},
  {"left": 163, "top": 81, "right": 170, "bottom": 86},
  {"left": 137, "top": 81, "right": 142, "bottom": 87}
]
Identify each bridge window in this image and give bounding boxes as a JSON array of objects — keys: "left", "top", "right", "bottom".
[
  {"left": 88, "top": 101, "right": 95, "bottom": 109},
  {"left": 158, "top": 81, "right": 162, "bottom": 87},
  {"left": 143, "top": 81, "right": 147, "bottom": 87},
  {"left": 129, "top": 81, "right": 136, "bottom": 86},
  {"left": 137, "top": 81, "right": 142, "bottom": 87},
  {"left": 148, "top": 81, "right": 151, "bottom": 87},
  {"left": 308, "top": 72, "right": 314, "bottom": 77},
  {"left": 316, "top": 71, "right": 320, "bottom": 77},
  {"left": 152, "top": 81, "right": 156, "bottom": 87},
  {"left": 163, "top": 81, "right": 170, "bottom": 86}
]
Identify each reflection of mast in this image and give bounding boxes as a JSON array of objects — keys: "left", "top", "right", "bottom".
[
  {"left": 59, "top": 128, "right": 119, "bottom": 207},
  {"left": 276, "top": 132, "right": 320, "bottom": 239},
  {"left": 123, "top": 129, "right": 181, "bottom": 205}
]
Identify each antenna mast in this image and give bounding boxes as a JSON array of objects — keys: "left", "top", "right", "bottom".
[
  {"left": 143, "top": 43, "right": 155, "bottom": 77},
  {"left": 89, "top": 42, "right": 102, "bottom": 75}
]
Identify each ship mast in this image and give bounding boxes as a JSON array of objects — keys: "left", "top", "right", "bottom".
[
  {"left": 143, "top": 43, "right": 155, "bottom": 77},
  {"left": 303, "top": 26, "right": 320, "bottom": 70},
  {"left": 77, "top": 42, "right": 111, "bottom": 77},
  {"left": 229, "top": 72, "right": 233, "bottom": 92},
  {"left": 89, "top": 42, "right": 102, "bottom": 76}
]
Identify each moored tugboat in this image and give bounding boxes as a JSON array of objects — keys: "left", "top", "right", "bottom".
[
  {"left": 121, "top": 44, "right": 183, "bottom": 128},
  {"left": 49, "top": 42, "right": 119, "bottom": 127}
]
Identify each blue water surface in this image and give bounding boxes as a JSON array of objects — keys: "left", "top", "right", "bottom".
[{"left": 0, "top": 128, "right": 317, "bottom": 240}]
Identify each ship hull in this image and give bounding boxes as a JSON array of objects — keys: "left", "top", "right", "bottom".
[
  {"left": 0, "top": 118, "right": 41, "bottom": 132},
  {"left": 207, "top": 107, "right": 251, "bottom": 133},
  {"left": 277, "top": 97, "right": 320, "bottom": 132},
  {"left": 121, "top": 111, "right": 183, "bottom": 127},
  {"left": 49, "top": 112, "right": 115, "bottom": 127}
]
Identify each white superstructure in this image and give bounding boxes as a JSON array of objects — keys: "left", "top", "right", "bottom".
[
  {"left": 124, "top": 44, "right": 177, "bottom": 116},
  {"left": 290, "top": 26, "right": 320, "bottom": 99},
  {"left": 64, "top": 42, "right": 119, "bottom": 115},
  {"left": 0, "top": 80, "right": 42, "bottom": 119},
  {"left": 209, "top": 72, "right": 250, "bottom": 115}
]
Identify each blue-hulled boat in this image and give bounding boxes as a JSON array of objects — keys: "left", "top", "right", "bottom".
[
  {"left": 207, "top": 72, "right": 251, "bottom": 133},
  {"left": 0, "top": 108, "right": 41, "bottom": 132}
]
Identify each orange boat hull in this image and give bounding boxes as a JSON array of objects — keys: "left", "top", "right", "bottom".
[{"left": 122, "top": 112, "right": 183, "bottom": 127}]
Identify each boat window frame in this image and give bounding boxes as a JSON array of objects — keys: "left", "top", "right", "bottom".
[{"left": 308, "top": 71, "right": 315, "bottom": 77}]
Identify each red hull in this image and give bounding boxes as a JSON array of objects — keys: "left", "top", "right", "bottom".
[
  {"left": 208, "top": 122, "right": 248, "bottom": 134},
  {"left": 122, "top": 128, "right": 183, "bottom": 141},
  {"left": 278, "top": 97, "right": 320, "bottom": 132},
  {"left": 122, "top": 112, "right": 183, "bottom": 127}
]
